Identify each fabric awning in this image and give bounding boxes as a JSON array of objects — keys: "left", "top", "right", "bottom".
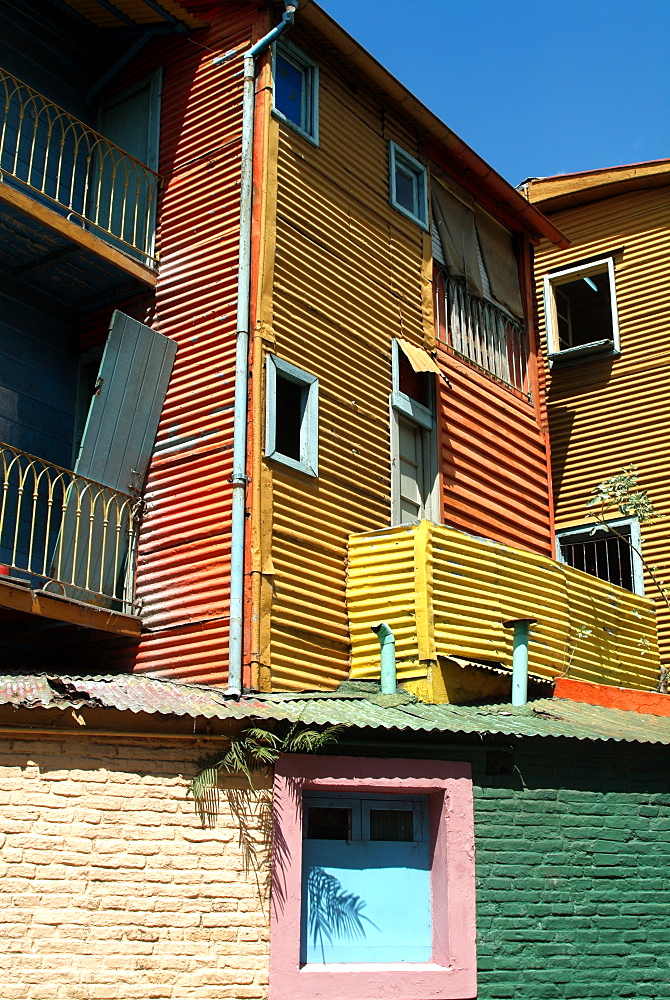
[
  {"left": 431, "top": 182, "right": 483, "bottom": 297},
  {"left": 396, "top": 338, "right": 441, "bottom": 374}
]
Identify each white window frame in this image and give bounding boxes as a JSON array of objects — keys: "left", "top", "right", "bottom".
[
  {"left": 555, "top": 517, "right": 644, "bottom": 596},
  {"left": 265, "top": 354, "right": 318, "bottom": 477},
  {"left": 390, "top": 340, "right": 438, "bottom": 525},
  {"left": 388, "top": 141, "right": 428, "bottom": 230},
  {"left": 543, "top": 256, "right": 620, "bottom": 362},
  {"left": 272, "top": 40, "right": 319, "bottom": 145}
]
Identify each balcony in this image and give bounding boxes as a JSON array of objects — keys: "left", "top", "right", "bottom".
[
  {"left": 0, "top": 67, "right": 159, "bottom": 300},
  {"left": 0, "top": 442, "right": 142, "bottom": 636},
  {"left": 347, "top": 521, "right": 660, "bottom": 700},
  {"left": 434, "top": 271, "right": 529, "bottom": 394}
]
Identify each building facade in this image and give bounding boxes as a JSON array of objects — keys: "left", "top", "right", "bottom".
[
  {"left": 1, "top": 3, "right": 669, "bottom": 998},
  {"left": 523, "top": 161, "right": 670, "bottom": 687}
]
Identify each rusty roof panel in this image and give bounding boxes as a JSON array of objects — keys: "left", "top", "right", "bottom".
[{"left": 0, "top": 674, "right": 669, "bottom": 745}]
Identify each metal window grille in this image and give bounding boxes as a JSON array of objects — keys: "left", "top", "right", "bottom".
[{"left": 559, "top": 527, "right": 634, "bottom": 592}]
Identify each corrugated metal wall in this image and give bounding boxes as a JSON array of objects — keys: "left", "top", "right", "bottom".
[
  {"left": 348, "top": 523, "right": 660, "bottom": 692},
  {"left": 533, "top": 186, "right": 670, "bottom": 670},
  {"left": 261, "top": 26, "right": 553, "bottom": 691},
  {"left": 98, "top": 5, "right": 263, "bottom": 683}
]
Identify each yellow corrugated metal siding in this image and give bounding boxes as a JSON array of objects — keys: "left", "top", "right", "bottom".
[
  {"left": 348, "top": 523, "right": 660, "bottom": 691},
  {"left": 533, "top": 186, "right": 670, "bottom": 669},
  {"left": 265, "top": 32, "right": 427, "bottom": 691}
]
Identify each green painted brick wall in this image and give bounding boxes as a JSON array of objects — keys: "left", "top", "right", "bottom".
[{"left": 472, "top": 738, "right": 670, "bottom": 1000}]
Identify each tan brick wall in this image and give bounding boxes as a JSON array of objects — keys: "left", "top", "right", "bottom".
[{"left": 0, "top": 734, "right": 271, "bottom": 999}]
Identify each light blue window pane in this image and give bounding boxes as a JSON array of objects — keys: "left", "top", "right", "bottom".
[
  {"left": 275, "top": 54, "right": 304, "bottom": 127},
  {"left": 395, "top": 165, "right": 416, "bottom": 214},
  {"left": 301, "top": 841, "right": 431, "bottom": 964}
]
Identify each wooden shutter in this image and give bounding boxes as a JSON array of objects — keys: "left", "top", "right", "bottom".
[
  {"left": 52, "top": 311, "right": 176, "bottom": 609},
  {"left": 75, "top": 310, "right": 176, "bottom": 492}
]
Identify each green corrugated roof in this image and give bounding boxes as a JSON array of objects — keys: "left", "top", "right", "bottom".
[{"left": 0, "top": 673, "right": 669, "bottom": 745}]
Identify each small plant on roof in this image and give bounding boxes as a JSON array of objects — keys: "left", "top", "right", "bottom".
[
  {"left": 586, "top": 465, "right": 668, "bottom": 692},
  {"left": 188, "top": 722, "right": 343, "bottom": 822}
]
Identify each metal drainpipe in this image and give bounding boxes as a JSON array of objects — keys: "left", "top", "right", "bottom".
[
  {"left": 221, "top": 2, "right": 297, "bottom": 696},
  {"left": 503, "top": 618, "right": 537, "bottom": 707},
  {"left": 371, "top": 623, "right": 397, "bottom": 694}
]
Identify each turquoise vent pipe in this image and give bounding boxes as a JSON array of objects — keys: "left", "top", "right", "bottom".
[
  {"left": 503, "top": 618, "right": 537, "bottom": 707},
  {"left": 371, "top": 622, "right": 397, "bottom": 695}
]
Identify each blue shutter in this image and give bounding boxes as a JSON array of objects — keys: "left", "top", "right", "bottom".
[{"left": 52, "top": 311, "right": 176, "bottom": 609}]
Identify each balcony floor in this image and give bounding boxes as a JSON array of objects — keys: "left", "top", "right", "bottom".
[
  {"left": 0, "top": 181, "right": 156, "bottom": 307},
  {"left": 0, "top": 577, "right": 141, "bottom": 639}
]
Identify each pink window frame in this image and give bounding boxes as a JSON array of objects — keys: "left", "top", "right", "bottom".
[{"left": 269, "top": 755, "right": 477, "bottom": 1000}]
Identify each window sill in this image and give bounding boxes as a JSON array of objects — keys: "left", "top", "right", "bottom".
[
  {"left": 272, "top": 109, "right": 319, "bottom": 147},
  {"left": 549, "top": 340, "right": 619, "bottom": 366},
  {"left": 266, "top": 450, "right": 318, "bottom": 478}
]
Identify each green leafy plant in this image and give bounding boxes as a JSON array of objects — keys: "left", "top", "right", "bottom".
[
  {"left": 188, "top": 722, "right": 343, "bottom": 822},
  {"left": 586, "top": 465, "right": 667, "bottom": 692}
]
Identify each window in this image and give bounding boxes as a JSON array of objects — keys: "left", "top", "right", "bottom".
[
  {"left": 556, "top": 518, "right": 643, "bottom": 595},
  {"left": 390, "top": 340, "right": 439, "bottom": 525},
  {"left": 273, "top": 41, "right": 319, "bottom": 143},
  {"left": 270, "top": 756, "right": 476, "bottom": 1000},
  {"left": 544, "top": 256, "right": 620, "bottom": 361},
  {"left": 389, "top": 142, "right": 428, "bottom": 228},
  {"left": 266, "top": 355, "right": 318, "bottom": 477},
  {"left": 431, "top": 182, "right": 529, "bottom": 392}
]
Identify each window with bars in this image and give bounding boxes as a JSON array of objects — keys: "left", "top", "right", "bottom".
[{"left": 556, "top": 519, "right": 643, "bottom": 595}]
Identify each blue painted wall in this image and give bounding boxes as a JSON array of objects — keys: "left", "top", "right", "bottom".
[{"left": 0, "top": 286, "right": 77, "bottom": 467}]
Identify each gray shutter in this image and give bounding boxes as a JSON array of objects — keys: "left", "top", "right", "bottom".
[
  {"left": 75, "top": 310, "right": 177, "bottom": 493},
  {"left": 51, "top": 311, "right": 176, "bottom": 610}
]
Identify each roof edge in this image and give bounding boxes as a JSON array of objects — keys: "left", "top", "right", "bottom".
[{"left": 293, "top": 1, "right": 569, "bottom": 249}]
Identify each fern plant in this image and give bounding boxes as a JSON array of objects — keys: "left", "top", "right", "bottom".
[{"left": 188, "top": 722, "right": 343, "bottom": 821}]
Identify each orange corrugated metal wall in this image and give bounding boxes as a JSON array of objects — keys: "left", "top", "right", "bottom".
[{"left": 98, "top": 3, "right": 264, "bottom": 683}]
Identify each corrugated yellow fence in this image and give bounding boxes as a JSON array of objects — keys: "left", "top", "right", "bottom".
[{"left": 347, "top": 522, "right": 660, "bottom": 693}]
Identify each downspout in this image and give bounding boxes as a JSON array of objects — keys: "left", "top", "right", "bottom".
[
  {"left": 371, "top": 622, "right": 397, "bottom": 695},
  {"left": 503, "top": 618, "right": 537, "bottom": 707},
  {"left": 224, "top": 2, "right": 297, "bottom": 696}
]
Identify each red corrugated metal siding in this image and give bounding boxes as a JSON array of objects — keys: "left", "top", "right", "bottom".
[
  {"left": 438, "top": 348, "right": 553, "bottom": 555},
  {"left": 100, "top": 5, "right": 261, "bottom": 684}
]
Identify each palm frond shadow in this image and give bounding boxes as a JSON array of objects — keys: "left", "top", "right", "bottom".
[{"left": 306, "top": 866, "right": 379, "bottom": 962}]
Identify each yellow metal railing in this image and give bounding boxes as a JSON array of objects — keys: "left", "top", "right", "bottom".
[
  {"left": 0, "top": 68, "right": 160, "bottom": 262},
  {"left": 434, "top": 270, "right": 529, "bottom": 393},
  {"left": 347, "top": 522, "right": 661, "bottom": 694},
  {"left": 0, "top": 443, "right": 141, "bottom": 614}
]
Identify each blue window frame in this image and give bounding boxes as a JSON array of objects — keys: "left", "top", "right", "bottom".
[
  {"left": 273, "top": 41, "right": 319, "bottom": 144},
  {"left": 389, "top": 141, "right": 428, "bottom": 229},
  {"left": 265, "top": 355, "right": 318, "bottom": 477},
  {"left": 301, "top": 793, "right": 431, "bottom": 964}
]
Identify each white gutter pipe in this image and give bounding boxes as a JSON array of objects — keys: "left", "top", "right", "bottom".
[{"left": 221, "top": 3, "right": 297, "bottom": 696}]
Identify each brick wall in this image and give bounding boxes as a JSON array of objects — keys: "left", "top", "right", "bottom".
[
  {"left": 474, "top": 739, "right": 670, "bottom": 1000},
  {"left": 2, "top": 733, "right": 669, "bottom": 999},
  {"left": 0, "top": 735, "right": 271, "bottom": 1000}
]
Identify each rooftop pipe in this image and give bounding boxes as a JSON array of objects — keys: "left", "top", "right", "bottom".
[{"left": 503, "top": 618, "right": 537, "bottom": 707}]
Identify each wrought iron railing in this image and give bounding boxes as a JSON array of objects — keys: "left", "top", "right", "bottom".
[
  {"left": 434, "top": 270, "right": 529, "bottom": 393},
  {"left": 0, "top": 443, "right": 141, "bottom": 615},
  {"left": 0, "top": 68, "right": 159, "bottom": 262}
]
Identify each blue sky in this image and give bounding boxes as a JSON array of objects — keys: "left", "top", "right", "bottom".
[{"left": 316, "top": 0, "right": 670, "bottom": 187}]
